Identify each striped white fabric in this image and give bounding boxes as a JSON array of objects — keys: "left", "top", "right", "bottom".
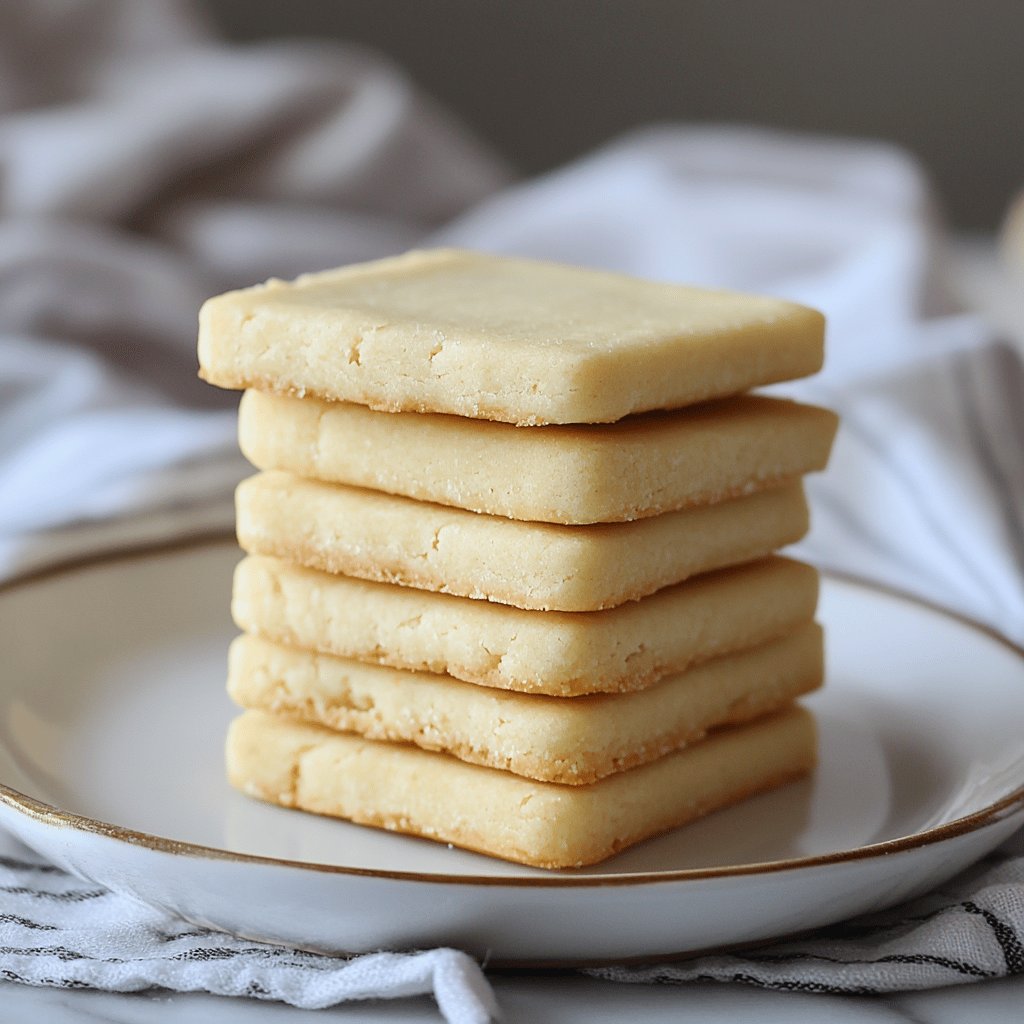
[
  {"left": 591, "top": 830, "right": 1024, "bottom": 992},
  {"left": 0, "top": 833, "right": 495, "bottom": 1024}
]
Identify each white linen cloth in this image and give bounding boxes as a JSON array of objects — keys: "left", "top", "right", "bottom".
[
  {"left": 0, "top": 832, "right": 497, "bottom": 1022},
  {"left": 1, "top": 2, "right": 1022, "bottom": 1022},
  {"left": 0, "top": 0, "right": 509, "bottom": 580}
]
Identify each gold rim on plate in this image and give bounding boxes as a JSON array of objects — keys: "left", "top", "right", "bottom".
[{"left": 2, "top": 535, "right": 1023, "bottom": 889}]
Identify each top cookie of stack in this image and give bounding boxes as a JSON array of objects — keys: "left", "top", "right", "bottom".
[
  {"left": 199, "top": 247, "right": 824, "bottom": 426},
  {"left": 200, "top": 248, "right": 838, "bottom": 869}
]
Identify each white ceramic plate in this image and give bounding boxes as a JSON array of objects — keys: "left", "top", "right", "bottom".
[{"left": 1, "top": 539, "right": 1023, "bottom": 964}]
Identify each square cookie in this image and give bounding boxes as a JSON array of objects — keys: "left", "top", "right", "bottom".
[
  {"left": 236, "top": 472, "right": 809, "bottom": 611},
  {"left": 238, "top": 390, "right": 837, "bottom": 524},
  {"left": 226, "top": 705, "right": 816, "bottom": 868},
  {"left": 231, "top": 554, "right": 819, "bottom": 695},
  {"left": 228, "top": 623, "right": 823, "bottom": 784},
  {"left": 200, "top": 249, "right": 824, "bottom": 424}
]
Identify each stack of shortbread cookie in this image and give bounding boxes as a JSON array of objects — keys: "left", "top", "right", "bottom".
[{"left": 198, "top": 249, "right": 837, "bottom": 869}]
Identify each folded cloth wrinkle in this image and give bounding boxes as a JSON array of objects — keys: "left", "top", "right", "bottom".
[
  {"left": 0, "top": 833, "right": 496, "bottom": 1024},
  {"left": 1, "top": 0, "right": 1023, "bottom": 1020},
  {"left": 0, "top": 338, "right": 238, "bottom": 524},
  {"left": 594, "top": 829, "right": 1024, "bottom": 991},
  {"left": 153, "top": 198, "right": 426, "bottom": 285},
  {"left": 589, "top": 849, "right": 1024, "bottom": 991},
  {"left": 0, "top": 219, "right": 211, "bottom": 380},
  {"left": 795, "top": 340, "right": 1024, "bottom": 642},
  {"left": 0, "top": 0, "right": 510, "bottom": 585},
  {"left": 435, "top": 124, "right": 954, "bottom": 374},
  {"left": 0, "top": 0, "right": 205, "bottom": 114},
  {"left": 2, "top": 39, "right": 508, "bottom": 223}
]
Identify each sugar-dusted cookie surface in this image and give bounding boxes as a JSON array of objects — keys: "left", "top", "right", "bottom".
[
  {"left": 228, "top": 624, "right": 823, "bottom": 784},
  {"left": 200, "top": 249, "right": 824, "bottom": 425},
  {"left": 238, "top": 390, "right": 837, "bottom": 524},
  {"left": 226, "top": 705, "right": 816, "bottom": 868},
  {"left": 236, "top": 472, "right": 809, "bottom": 611},
  {"left": 231, "top": 554, "right": 818, "bottom": 696}
]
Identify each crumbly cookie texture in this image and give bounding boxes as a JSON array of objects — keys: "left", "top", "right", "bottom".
[
  {"left": 227, "top": 623, "right": 823, "bottom": 784},
  {"left": 226, "top": 705, "right": 817, "bottom": 868},
  {"left": 231, "top": 554, "right": 819, "bottom": 696},
  {"left": 237, "top": 390, "right": 838, "bottom": 525},
  {"left": 236, "top": 472, "right": 810, "bottom": 612},
  {"left": 199, "top": 248, "right": 824, "bottom": 426}
]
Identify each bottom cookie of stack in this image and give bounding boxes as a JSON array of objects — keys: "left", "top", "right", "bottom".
[{"left": 227, "top": 706, "right": 815, "bottom": 869}]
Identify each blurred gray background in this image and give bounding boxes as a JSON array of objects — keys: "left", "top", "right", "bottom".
[{"left": 207, "top": 0, "right": 1023, "bottom": 231}]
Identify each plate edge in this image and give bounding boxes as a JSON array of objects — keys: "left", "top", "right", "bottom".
[{"left": 2, "top": 534, "right": 1023, "bottom": 889}]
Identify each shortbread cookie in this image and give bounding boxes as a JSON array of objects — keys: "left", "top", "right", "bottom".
[
  {"left": 227, "top": 705, "right": 816, "bottom": 868},
  {"left": 228, "top": 624, "right": 823, "bottom": 784},
  {"left": 236, "top": 472, "right": 809, "bottom": 611},
  {"left": 232, "top": 554, "right": 818, "bottom": 695},
  {"left": 238, "top": 390, "right": 837, "bottom": 524},
  {"left": 199, "top": 249, "right": 824, "bottom": 425}
]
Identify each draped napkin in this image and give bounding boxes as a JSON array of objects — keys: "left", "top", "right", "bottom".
[{"left": 1, "top": 2, "right": 1022, "bottom": 1022}]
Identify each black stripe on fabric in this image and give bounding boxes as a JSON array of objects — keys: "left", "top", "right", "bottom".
[
  {"left": 0, "top": 886, "right": 109, "bottom": 903},
  {"left": 962, "top": 901, "right": 1024, "bottom": 974},
  {"left": 169, "top": 947, "right": 276, "bottom": 963},
  {"left": 0, "top": 943, "right": 323, "bottom": 974},
  {"left": 742, "top": 950, "right": 995, "bottom": 979},
  {"left": 0, "top": 946, "right": 125, "bottom": 964},
  {"left": 167, "top": 947, "right": 334, "bottom": 970},
  {"left": 0, "top": 969, "right": 91, "bottom": 989},
  {"left": 156, "top": 928, "right": 220, "bottom": 943},
  {"left": 0, "top": 914, "right": 59, "bottom": 931},
  {"left": 156, "top": 928, "right": 328, "bottom": 955},
  {"left": 0, "top": 857, "right": 65, "bottom": 875},
  {"left": 669, "top": 971, "right": 883, "bottom": 996}
]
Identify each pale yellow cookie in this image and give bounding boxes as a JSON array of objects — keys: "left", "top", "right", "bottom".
[
  {"left": 228, "top": 624, "right": 823, "bottom": 784},
  {"left": 231, "top": 554, "right": 819, "bottom": 696},
  {"left": 237, "top": 390, "right": 837, "bottom": 524},
  {"left": 226, "top": 705, "right": 816, "bottom": 868},
  {"left": 199, "top": 248, "right": 824, "bottom": 425},
  {"left": 236, "top": 472, "right": 809, "bottom": 611}
]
